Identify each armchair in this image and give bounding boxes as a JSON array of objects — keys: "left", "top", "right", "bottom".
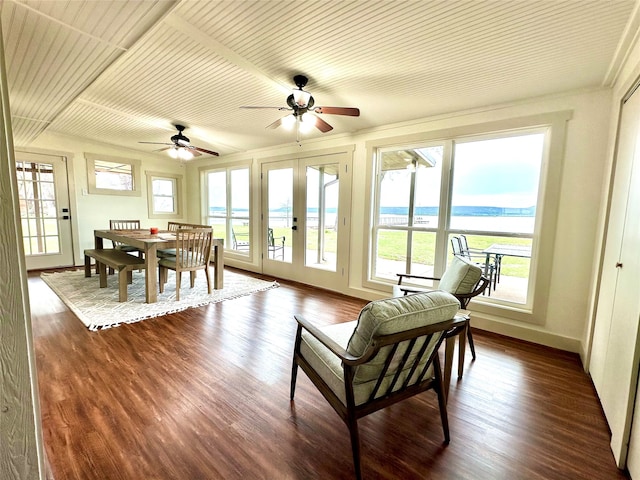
[
  {"left": 291, "top": 291, "right": 466, "bottom": 480},
  {"left": 394, "top": 255, "right": 489, "bottom": 376}
]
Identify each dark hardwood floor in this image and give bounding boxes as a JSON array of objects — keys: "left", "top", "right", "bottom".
[{"left": 28, "top": 268, "right": 628, "bottom": 480}]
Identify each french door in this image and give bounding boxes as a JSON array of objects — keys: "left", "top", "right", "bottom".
[
  {"left": 261, "top": 151, "right": 351, "bottom": 291},
  {"left": 16, "top": 151, "right": 74, "bottom": 269}
]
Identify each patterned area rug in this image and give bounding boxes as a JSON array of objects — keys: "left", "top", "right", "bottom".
[{"left": 41, "top": 269, "right": 278, "bottom": 331}]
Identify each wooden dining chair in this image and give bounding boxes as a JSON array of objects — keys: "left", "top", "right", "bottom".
[
  {"left": 107, "top": 219, "right": 143, "bottom": 273},
  {"left": 158, "top": 228, "right": 213, "bottom": 301}
]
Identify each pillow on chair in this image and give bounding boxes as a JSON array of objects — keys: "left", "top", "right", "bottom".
[
  {"left": 347, "top": 291, "right": 460, "bottom": 357},
  {"left": 438, "top": 255, "right": 482, "bottom": 295}
]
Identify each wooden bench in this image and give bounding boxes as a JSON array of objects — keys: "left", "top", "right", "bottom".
[{"left": 84, "top": 249, "right": 146, "bottom": 302}]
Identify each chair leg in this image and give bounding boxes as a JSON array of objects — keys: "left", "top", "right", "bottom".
[
  {"left": 434, "top": 356, "right": 450, "bottom": 444},
  {"left": 347, "top": 414, "right": 363, "bottom": 480},
  {"left": 203, "top": 266, "right": 211, "bottom": 294},
  {"left": 458, "top": 322, "right": 468, "bottom": 379},
  {"left": 190, "top": 271, "right": 196, "bottom": 288},
  {"left": 290, "top": 358, "right": 299, "bottom": 400},
  {"left": 158, "top": 267, "right": 165, "bottom": 293},
  {"left": 467, "top": 324, "right": 477, "bottom": 361},
  {"left": 175, "top": 272, "right": 181, "bottom": 301}
]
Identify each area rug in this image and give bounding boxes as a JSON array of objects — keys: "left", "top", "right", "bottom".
[{"left": 41, "top": 269, "right": 278, "bottom": 331}]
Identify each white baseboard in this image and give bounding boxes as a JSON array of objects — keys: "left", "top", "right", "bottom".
[{"left": 469, "top": 311, "right": 583, "bottom": 354}]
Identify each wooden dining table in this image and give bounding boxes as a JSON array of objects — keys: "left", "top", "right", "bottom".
[{"left": 94, "top": 229, "right": 224, "bottom": 303}]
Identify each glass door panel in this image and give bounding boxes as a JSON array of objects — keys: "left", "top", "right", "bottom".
[
  {"left": 267, "top": 166, "right": 293, "bottom": 264},
  {"left": 305, "top": 163, "right": 338, "bottom": 271},
  {"left": 16, "top": 152, "right": 73, "bottom": 269}
]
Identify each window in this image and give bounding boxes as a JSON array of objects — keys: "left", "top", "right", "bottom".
[
  {"left": 86, "top": 153, "right": 141, "bottom": 196},
  {"left": 146, "top": 171, "right": 183, "bottom": 218},
  {"left": 373, "top": 145, "right": 444, "bottom": 285},
  {"left": 366, "top": 111, "right": 571, "bottom": 323},
  {"left": 205, "top": 166, "right": 250, "bottom": 255}
]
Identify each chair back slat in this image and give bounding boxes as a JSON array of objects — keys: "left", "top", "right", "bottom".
[
  {"left": 109, "top": 220, "right": 141, "bottom": 248},
  {"left": 401, "top": 334, "right": 433, "bottom": 389},
  {"left": 386, "top": 338, "right": 418, "bottom": 394},
  {"left": 176, "top": 228, "right": 212, "bottom": 268},
  {"left": 368, "top": 343, "right": 400, "bottom": 401},
  {"left": 110, "top": 220, "right": 140, "bottom": 230},
  {"left": 365, "top": 331, "right": 444, "bottom": 403}
]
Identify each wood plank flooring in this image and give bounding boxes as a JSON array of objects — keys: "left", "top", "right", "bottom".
[{"left": 28, "top": 268, "right": 629, "bottom": 480}]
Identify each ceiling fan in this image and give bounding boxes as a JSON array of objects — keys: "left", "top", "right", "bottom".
[
  {"left": 241, "top": 75, "right": 360, "bottom": 141},
  {"left": 139, "top": 124, "right": 219, "bottom": 160}
]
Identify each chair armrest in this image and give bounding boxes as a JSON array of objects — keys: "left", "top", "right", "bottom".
[
  {"left": 396, "top": 273, "right": 440, "bottom": 284},
  {"left": 294, "top": 315, "right": 359, "bottom": 363}
]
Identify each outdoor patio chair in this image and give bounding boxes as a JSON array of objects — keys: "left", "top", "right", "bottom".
[
  {"left": 268, "top": 227, "right": 285, "bottom": 260},
  {"left": 394, "top": 255, "right": 490, "bottom": 376},
  {"left": 232, "top": 228, "right": 250, "bottom": 251},
  {"left": 158, "top": 228, "right": 213, "bottom": 301},
  {"left": 291, "top": 290, "right": 466, "bottom": 480},
  {"left": 451, "top": 236, "right": 495, "bottom": 294},
  {"left": 459, "top": 234, "right": 498, "bottom": 289}
]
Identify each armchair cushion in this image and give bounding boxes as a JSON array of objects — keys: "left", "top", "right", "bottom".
[
  {"left": 437, "top": 255, "right": 482, "bottom": 295},
  {"left": 300, "top": 321, "right": 356, "bottom": 403},
  {"left": 347, "top": 290, "right": 460, "bottom": 357}
]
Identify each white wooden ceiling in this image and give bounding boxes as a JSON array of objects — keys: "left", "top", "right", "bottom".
[{"left": 1, "top": 0, "right": 637, "bottom": 156}]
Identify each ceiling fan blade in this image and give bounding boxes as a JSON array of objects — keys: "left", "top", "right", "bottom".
[
  {"left": 190, "top": 149, "right": 202, "bottom": 157},
  {"left": 139, "top": 141, "right": 173, "bottom": 145},
  {"left": 155, "top": 147, "right": 172, "bottom": 152},
  {"left": 241, "top": 106, "right": 291, "bottom": 111},
  {"left": 314, "top": 116, "right": 334, "bottom": 133},
  {"left": 193, "top": 146, "right": 219, "bottom": 156},
  {"left": 314, "top": 106, "right": 360, "bottom": 117},
  {"left": 266, "top": 117, "right": 283, "bottom": 130}
]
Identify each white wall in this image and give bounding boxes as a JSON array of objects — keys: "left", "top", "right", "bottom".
[
  {"left": 187, "top": 89, "right": 614, "bottom": 355},
  {"left": 26, "top": 131, "right": 188, "bottom": 265}
]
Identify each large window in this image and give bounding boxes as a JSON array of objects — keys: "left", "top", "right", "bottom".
[
  {"left": 205, "top": 166, "right": 250, "bottom": 255},
  {"left": 370, "top": 130, "right": 546, "bottom": 309}
]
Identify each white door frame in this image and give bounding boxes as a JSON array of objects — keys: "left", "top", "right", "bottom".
[
  {"left": 16, "top": 150, "right": 76, "bottom": 270},
  {"left": 260, "top": 147, "right": 353, "bottom": 292}
]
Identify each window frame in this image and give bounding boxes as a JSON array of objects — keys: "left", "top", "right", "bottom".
[
  {"left": 145, "top": 171, "right": 183, "bottom": 219},
  {"left": 364, "top": 111, "right": 572, "bottom": 325},
  {"left": 202, "top": 163, "right": 251, "bottom": 258},
  {"left": 85, "top": 152, "right": 141, "bottom": 196}
]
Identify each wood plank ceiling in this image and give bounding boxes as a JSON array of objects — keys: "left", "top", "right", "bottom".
[{"left": 1, "top": 0, "right": 637, "bottom": 156}]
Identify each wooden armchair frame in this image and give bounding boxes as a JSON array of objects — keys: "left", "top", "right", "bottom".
[
  {"left": 291, "top": 314, "right": 466, "bottom": 480},
  {"left": 396, "top": 273, "right": 489, "bottom": 369}
]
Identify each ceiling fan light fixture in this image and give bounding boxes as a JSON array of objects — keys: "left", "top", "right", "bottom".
[
  {"left": 282, "top": 114, "right": 296, "bottom": 130},
  {"left": 178, "top": 147, "right": 193, "bottom": 160},
  {"left": 299, "top": 113, "right": 316, "bottom": 133},
  {"left": 293, "top": 88, "right": 311, "bottom": 107},
  {"left": 168, "top": 147, "right": 179, "bottom": 159}
]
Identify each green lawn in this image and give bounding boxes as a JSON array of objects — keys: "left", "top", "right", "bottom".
[{"left": 237, "top": 225, "right": 531, "bottom": 278}]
